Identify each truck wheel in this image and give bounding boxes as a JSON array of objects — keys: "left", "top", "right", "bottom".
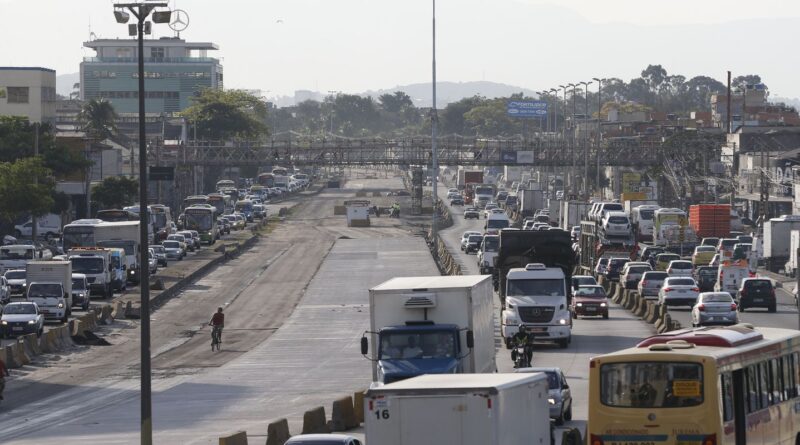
[
  {"left": 557, "top": 338, "right": 569, "bottom": 349},
  {"left": 769, "top": 303, "right": 777, "bottom": 313},
  {"left": 564, "top": 404, "right": 572, "bottom": 421}
]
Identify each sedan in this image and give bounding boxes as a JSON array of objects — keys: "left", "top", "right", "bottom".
[
  {"left": 178, "top": 230, "right": 200, "bottom": 250},
  {"left": 465, "top": 234, "right": 483, "bottom": 254},
  {"left": 162, "top": 241, "right": 185, "bottom": 261},
  {"left": 638, "top": 271, "right": 669, "bottom": 300},
  {"left": 151, "top": 245, "right": 168, "bottom": 267},
  {"left": 620, "top": 263, "right": 652, "bottom": 290},
  {"left": 666, "top": 260, "right": 694, "bottom": 277},
  {"left": 460, "top": 231, "right": 482, "bottom": 251},
  {"left": 1, "top": 301, "right": 44, "bottom": 338},
  {"left": 571, "top": 285, "right": 609, "bottom": 319},
  {"left": 691, "top": 292, "right": 738, "bottom": 327},
  {"left": 463, "top": 207, "right": 480, "bottom": 219},
  {"left": 571, "top": 275, "right": 598, "bottom": 292},
  {"left": 450, "top": 197, "right": 464, "bottom": 206},
  {"left": 167, "top": 234, "right": 190, "bottom": 253},
  {"left": 284, "top": 434, "right": 362, "bottom": 445},
  {"left": 4, "top": 269, "right": 26, "bottom": 296},
  {"left": 515, "top": 367, "right": 572, "bottom": 425},
  {"left": 658, "top": 277, "right": 700, "bottom": 307}
]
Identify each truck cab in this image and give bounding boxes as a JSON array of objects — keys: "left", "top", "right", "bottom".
[
  {"left": 501, "top": 263, "right": 572, "bottom": 348},
  {"left": 373, "top": 324, "right": 466, "bottom": 384},
  {"left": 97, "top": 240, "right": 139, "bottom": 284},
  {"left": 68, "top": 248, "right": 113, "bottom": 298},
  {"left": 477, "top": 235, "right": 499, "bottom": 275}
]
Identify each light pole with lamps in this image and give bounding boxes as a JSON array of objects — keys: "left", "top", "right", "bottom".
[
  {"left": 592, "top": 78, "right": 604, "bottom": 194},
  {"left": 580, "top": 81, "right": 592, "bottom": 197},
  {"left": 327, "top": 90, "right": 340, "bottom": 134},
  {"left": 431, "top": 0, "right": 439, "bottom": 235},
  {"left": 112, "top": 3, "right": 171, "bottom": 444},
  {"left": 567, "top": 83, "right": 577, "bottom": 196}
]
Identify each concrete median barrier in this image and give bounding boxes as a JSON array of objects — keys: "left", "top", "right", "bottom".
[
  {"left": 3, "top": 344, "right": 19, "bottom": 368},
  {"left": 331, "top": 396, "right": 358, "bottom": 431},
  {"left": 265, "top": 418, "right": 291, "bottom": 445},
  {"left": 598, "top": 275, "right": 609, "bottom": 292},
  {"left": 561, "top": 428, "right": 583, "bottom": 445},
  {"left": 301, "top": 406, "right": 330, "bottom": 434},
  {"left": 218, "top": 431, "right": 248, "bottom": 445},
  {"left": 608, "top": 282, "right": 618, "bottom": 300},
  {"left": 99, "top": 304, "right": 114, "bottom": 324},
  {"left": 12, "top": 341, "right": 30, "bottom": 366},
  {"left": 124, "top": 300, "right": 142, "bottom": 319},
  {"left": 353, "top": 390, "right": 365, "bottom": 424},
  {"left": 58, "top": 325, "right": 75, "bottom": 348},
  {"left": 21, "top": 333, "right": 40, "bottom": 357},
  {"left": 39, "top": 329, "right": 58, "bottom": 353},
  {"left": 110, "top": 301, "right": 124, "bottom": 319},
  {"left": 634, "top": 293, "right": 647, "bottom": 317},
  {"left": 658, "top": 313, "right": 673, "bottom": 333}
]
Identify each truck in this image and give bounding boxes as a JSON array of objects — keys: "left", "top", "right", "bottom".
[
  {"left": 623, "top": 199, "right": 658, "bottom": 216},
  {"left": 763, "top": 215, "right": 800, "bottom": 272},
  {"left": 473, "top": 183, "right": 496, "bottom": 209},
  {"left": 493, "top": 230, "right": 575, "bottom": 348},
  {"left": 688, "top": 204, "right": 731, "bottom": 239},
  {"left": 578, "top": 220, "right": 638, "bottom": 273},
  {"left": 785, "top": 230, "right": 800, "bottom": 277},
  {"left": 518, "top": 189, "right": 545, "bottom": 217},
  {"left": 67, "top": 248, "right": 113, "bottom": 298},
  {"left": 364, "top": 373, "right": 551, "bottom": 445},
  {"left": 13, "top": 213, "right": 62, "bottom": 239},
  {"left": 477, "top": 234, "right": 499, "bottom": 275},
  {"left": 630, "top": 204, "right": 660, "bottom": 242},
  {"left": 653, "top": 208, "right": 698, "bottom": 252},
  {"left": 0, "top": 244, "right": 54, "bottom": 274},
  {"left": 561, "top": 201, "right": 591, "bottom": 230},
  {"left": 26, "top": 260, "right": 72, "bottom": 322},
  {"left": 714, "top": 259, "right": 752, "bottom": 297},
  {"left": 457, "top": 169, "right": 483, "bottom": 190},
  {"left": 63, "top": 220, "right": 142, "bottom": 284},
  {"left": 361, "top": 275, "right": 495, "bottom": 384},
  {"left": 503, "top": 166, "right": 523, "bottom": 183}
]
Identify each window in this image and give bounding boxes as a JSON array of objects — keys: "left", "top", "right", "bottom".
[
  {"left": 151, "top": 47, "right": 165, "bottom": 58},
  {"left": 758, "top": 362, "right": 769, "bottom": 408},
  {"left": 7, "top": 87, "right": 29, "bottom": 104},
  {"left": 745, "top": 365, "right": 760, "bottom": 413},
  {"left": 599, "top": 362, "right": 704, "bottom": 408},
  {"left": 720, "top": 373, "right": 733, "bottom": 422},
  {"left": 770, "top": 359, "right": 782, "bottom": 404}
]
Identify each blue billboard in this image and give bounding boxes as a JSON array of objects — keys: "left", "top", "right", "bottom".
[{"left": 506, "top": 100, "right": 548, "bottom": 118}]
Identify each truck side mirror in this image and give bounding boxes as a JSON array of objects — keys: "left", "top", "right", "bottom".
[
  {"left": 360, "top": 337, "right": 369, "bottom": 355},
  {"left": 466, "top": 330, "right": 475, "bottom": 349}
]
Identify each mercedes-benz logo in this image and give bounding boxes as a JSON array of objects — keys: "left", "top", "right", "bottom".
[
  {"left": 531, "top": 308, "right": 542, "bottom": 316},
  {"left": 169, "top": 9, "right": 190, "bottom": 32}
]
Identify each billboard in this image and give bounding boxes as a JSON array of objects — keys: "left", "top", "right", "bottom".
[{"left": 507, "top": 101, "right": 547, "bottom": 118}]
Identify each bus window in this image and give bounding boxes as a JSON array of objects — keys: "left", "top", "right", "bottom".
[
  {"left": 758, "top": 362, "right": 769, "bottom": 408},
  {"left": 720, "top": 373, "right": 733, "bottom": 422},
  {"left": 599, "top": 362, "right": 704, "bottom": 408},
  {"left": 769, "top": 359, "right": 782, "bottom": 404},
  {"left": 745, "top": 365, "right": 759, "bottom": 413}
]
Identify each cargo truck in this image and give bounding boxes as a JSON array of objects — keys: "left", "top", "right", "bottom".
[
  {"left": 518, "top": 189, "right": 545, "bottom": 217},
  {"left": 578, "top": 220, "right": 638, "bottom": 273},
  {"left": 785, "top": 230, "right": 800, "bottom": 277},
  {"left": 365, "top": 373, "right": 551, "bottom": 445},
  {"left": 457, "top": 169, "right": 483, "bottom": 190},
  {"left": 561, "top": 201, "right": 591, "bottom": 230},
  {"left": 361, "top": 275, "right": 496, "bottom": 384},
  {"left": 688, "top": 204, "right": 731, "bottom": 239},
  {"left": 493, "top": 230, "right": 575, "bottom": 348},
  {"left": 763, "top": 215, "right": 800, "bottom": 272},
  {"left": 67, "top": 248, "right": 113, "bottom": 298},
  {"left": 63, "top": 220, "right": 142, "bottom": 284},
  {"left": 653, "top": 208, "right": 698, "bottom": 252},
  {"left": 26, "top": 260, "right": 72, "bottom": 322}
]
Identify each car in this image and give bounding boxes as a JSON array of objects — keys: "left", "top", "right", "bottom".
[
  {"left": 465, "top": 234, "right": 483, "bottom": 254},
  {"left": 571, "top": 285, "right": 609, "bottom": 319},
  {"left": 694, "top": 265, "right": 718, "bottom": 292},
  {"left": 691, "top": 292, "right": 738, "bottom": 327},
  {"left": 604, "top": 257, "right": 630, "bottom": 282},
  {"left": 252, "top": 204, "right": 267, "bottom": 219},
  {"left": 483, "top": 204, "right": 499, "bottom": 218},
  {"left": 701, "top": 237, "right": 720, "bottom": 247},
  {"left": 463, "top": 207, "right": 480, "bottom": 219},
  {"left": 4, "top": 269, "right": 26, "bottom": 296},
  {"left": 167, "top": 234, "right": 190, "bottom": 253},
  {"left": 708, "top": 253, "right": 721, "bottom": 267},
  {"left": 658, "top": 276, "right": 700, "bottom": 307},
  {"left": 571, "top": 275, "right": 598, "bottom": 292},
  {"left": 449, "top": 197, "right": 464, "bottom": 206},
  {"left": 188, "top": 230, "right": 203, "bottom": 247},
  {"left": 692, "top": 246, "right": 717, "bottom": 266},
  {"left": 533, "top": 223, "right": 549, "bottom": 231},
  {"left": 570, "top": 226, "right": 580, "bottom": 240},
  {"left": 231, "top": 214, "right": 246, "bottom": 230},
  {"left": 666, "top": 260, "right": 694, "bottom": 277},
  {"left": 178, "top": 230, "right": 200, "bottom": 250},
  {"left": 594, "top": 258, "right": 609, "bottom": 276},
  {"left": 151, "top": 245, "right": 168, "bottom": 267},
  {"left": 601, "top": 211, "right": 632, "bottom": 237},
  {"left": 147, "top": 248, "right": 158, "bottom": 274},
  {"left": 162, "top": 241, "right": 185, "bottom": 261},
  {"left": 654, "top": 253, "right": 680, "bottom": 271},
  {"left": 731, "top": 243, "right": 752, "bottom": 261},
  {"left": 1, "top": 301, "right": 44, "bottom": 338},
  {"left": 0, "top": 275, "right": 9, "bottom": 305},
  {"left": 522, "top": 220, "right": 535, "bottom": 230},
  {"left": 637, "top": 270, "right": 669, "bottom": 300},
  {"left": 737, "top": 235, "right": 754, "bottom": 244},
  {"left": 555, "top": 190, "right": 565, "bottom": 200},
  {"left": 217, "top": 217, "right": 232, "bottom": 235},
  {"left": 284, "top": 434, "right": 362, "bottom": 445},
  {"left": 71, "top": 273, "right": 91, "bottom": 310},
  {"left": 448, "top": 188, "right": 459, "bottom": 194},
  {"left": 620, "top": 263, "right": 653, "bottom": 289},
  {"left": 446, "top": 191, "right": 460, "bottom": 200},
  {"left": 737, "top": 278, "right": 776, "bottom": 312},
  {"left": 460, "top": 231, "right": 482, "bottom": 251},
  {"left": 515, "top": 367, "right": 572, "bottom": 425}
]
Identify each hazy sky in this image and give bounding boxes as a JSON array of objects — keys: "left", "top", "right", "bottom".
[{"left": 2, "top": 0, "right": 800, "bottom": 99}]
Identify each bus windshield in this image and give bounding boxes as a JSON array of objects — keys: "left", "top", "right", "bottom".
[
  {"left": 487, "top": 219, "right": 509, "bottom": 230},
  {"left": 185, "top": 211, "right": 213, "bottom": 231},
  {"left": 600, "top": 362, "right": 704, "bottom": 408},
  {"left": 63, "top": 229, "right": 94, "bottom": 250},
  {"left": 98, "top": 240, "right": 134, "bottom": 256}
]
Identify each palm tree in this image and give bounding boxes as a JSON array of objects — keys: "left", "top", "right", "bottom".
[{"left": 79, "top": 98, "right": 119, "bottom": 140}]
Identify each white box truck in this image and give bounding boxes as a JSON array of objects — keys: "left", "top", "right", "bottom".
[
  {"left": 68, "top": 248, "right": 113, "bottom": 298},
  {"left": 785, "top": 230, "right": 800, "bottom": 277},
  {"left": 763, "top": 215, "right": 800, "bottom": 272},
  {"left": 365, "top": 373, "right": 551, "bottom": 445},
  {"left": 95, "top": 221, "right": 141, "bottom": 284},
  {"left": 561, "top": 201, "right": 591, "bottom": 230},
  {"left": 26, "top": 260, "right": 72, "bottom": 322},
  {"left": 361, "top": 275, "right": 495, "bottom": 384}
]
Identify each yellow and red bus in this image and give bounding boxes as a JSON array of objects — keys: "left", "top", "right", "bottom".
[{"left": 588, "top": 325, "right": 800, "bottom": 445}]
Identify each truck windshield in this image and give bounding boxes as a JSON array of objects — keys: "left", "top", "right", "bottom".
[
  {"left": 482, "top": 237, "right": 499, "bottom": 251},
  {"left": 5, "top": 270, "right": 25, "bottom": 280},
  {"left": 487, "top": 219, "right": 510, "bottom": 230},
  {"left": 638, "top": 209, "right": 655, "bottom": 220},
  {"left": 600, "top": 362, "right": 704, "bottom": 408},
  {"left": 378, "top": 331, "right": 457, "bottom": 360},
  {"left": 0, "top": 247, "right": 33, "bottom": 260},
  {"left": 71, "top": 257, "right": 105, "bottom": 274},
  {"left": 98, "top": 240, "right": 134, "bottom": 255},
  {"left": 28, "top": 283, "right": 63, "bottom": 298},
  {"left": 507, "top": 279, "right": 564, "bottom": 297}
]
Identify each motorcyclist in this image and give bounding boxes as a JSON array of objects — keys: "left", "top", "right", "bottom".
[{"left": 510, "top": 325, "right": 534, "bottom": 368}]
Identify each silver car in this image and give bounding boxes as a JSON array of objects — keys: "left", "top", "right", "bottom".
[
  {"left": 284, "top": 434, "right": 362, "bottom": 445},
  {"left": 620, "top": 263, "right": 653, "bottom": 290},
  {"left": 638, "top": 271, "right": 669, "bottom": 300},
  {"left": 515, "top": 367, "right": 572, "bottom": 425},
  {"left": 1, "top": 301, "right": 44, "bottom": 338},
  {"left": 658, "top": 277, "right": 700, "bottom": 307},
  {"left": 691, "top": 292, "right": 738, "bottom": 327}
]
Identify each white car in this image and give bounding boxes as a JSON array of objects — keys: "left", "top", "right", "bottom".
[
  {"left": 1, "top": 301, "right": 44, "bottom": 338},
  {"left": 658, "top": 276, "right": 700, "bottom": 307},
  {"left": 666, "top": 260, "right": 694, "bottom": 277},
  {"left": 483, "top": 204, "right": 499, "bottom": 218},
  {"left": 601, "top": 211, "right": 631, "bottom": 236},
  {"left": 460, "top": 231, "right": 482, "bottom": 251}
]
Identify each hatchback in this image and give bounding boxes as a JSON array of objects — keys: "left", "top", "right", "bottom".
[
  {"left": 737, "top": 278, "right": 776, "bottom": 312},
  {"left": 666, "top": 260, "right": 694, "bottom": 277},
  {"left": 694, "top": 266, "right": 719, "bottom": 292},
  {"left": 654, "top": 253, "right": 680, "bottom": 271},
  {"left": 571, "top": 275, "right": 598, "bottom": 292},
  {"left": 514, "top": 367, "right": 572, "bottom": 425},
  {"left": 465, "top": 234, "right": 483, "bottom": 254},
  {"left": 570, "top": 285, "right": 609, "bottom": 319},
  {"left": 638, "top": 271, "right": 669, "bottom": 300},
  {"left": 658, "top": 277, "right": 700, "bottom": 307},
  {"left": 691, "top": 292, "right": 738, "bottom": 326},
  {"left": 460, "top": 231, "right": 482, "bottom": 250},
  {"left": 601, "top": 212, "right": 631, "bottom": 237},
  {"left": 1, "top": 301, "right": 44, "bottom": 338}
]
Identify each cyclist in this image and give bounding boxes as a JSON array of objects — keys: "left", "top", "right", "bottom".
[{"left": 208, "top": 307, "right": 225, "bottom": 345}]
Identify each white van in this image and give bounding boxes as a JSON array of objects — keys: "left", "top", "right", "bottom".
[
  {"left": 484, "top": 213, "right": 510, "bottom": 235},
  {"left": 631, "top": 205, "right": 659, "bottom": 241},
  {"left": 14, "top": 214, "right": 62, "bottom": 239}
]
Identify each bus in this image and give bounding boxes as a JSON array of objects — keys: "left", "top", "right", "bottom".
[
  {"left": 216, "top": 179, "right": 235, "bottom": 191},
  {"left": 149, "top": 204, "right": 173, "bottom": 241},
  {"left": 206, "top": 193, "right": 232, "bottom": 216},
  {"left": 587, "top": 325, "right": 800, "bottom": 445},
  {"left": 235, "top": 199, "right": 254, "bottom": 222},
  {"left": 257, "top": 172, "right": 275, "bottom": 188},
  {"left": 96, "top": 209, "right": 138, "bottom": 222},
  {"left": 272, "top": 166, "right": 289, "bottom": 176},
  {"left": 183, "top": 195, "right": 209, "bottom": 210},
  {"left": 183, "top": 205, "right": 219, "bottom": 245},
  {"left": 249, "top": 185, "right": 268, "bottom": 199}
]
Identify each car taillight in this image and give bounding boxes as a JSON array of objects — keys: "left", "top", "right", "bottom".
[
  {"left": 692, "top": 287, "right": 700, "bottom": 292},
  {"left": 697, "top": 304, "right": 705, "bottom": 311},
  {"left": 663, "top": 287, "right": 673, "bottom": 292},
  {"left": 731, "top": 303, "right": 737, "bottom": 310}
]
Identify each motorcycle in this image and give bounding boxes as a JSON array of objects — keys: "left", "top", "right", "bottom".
[{"left": 510, "top": 327, "right": 534, "bottom": 369}]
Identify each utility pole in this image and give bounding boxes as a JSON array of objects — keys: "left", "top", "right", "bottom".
[
  {"left": 431, "top": 0, "right": 439, "bottom": 235},
  {"left": 726, "top": 71, "right": 732, "bottom": 133},
  {"left": 593, "top": 78, "right": 603, "bottom": 196},
  {"left": 32, "top": 122, "right": 39, "bottom": 242}
]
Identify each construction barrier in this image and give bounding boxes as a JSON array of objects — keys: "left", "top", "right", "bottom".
[
  {"left": 21, "top": 333, "right": 40, "bottom": 357},
  {"left": 218, "top": 431, "right": 248, "bottom": 445},
  {"left": 353, "top": 390, "right": 365, "bottom": 424},
  {"left": 301, "top": 406, "right": 330, "bottom": 434},
  {"left": 3, "top": 344, "right": 18, "bottom": 368},
  {"left": 265, "top": 418, "right": 291, "bottom": 445},
  {"left": 330, "top": 396, "right": 358, "bottom": 431},
  {"left": 12, "top": 341, "right": 30, "bottom": 366}
]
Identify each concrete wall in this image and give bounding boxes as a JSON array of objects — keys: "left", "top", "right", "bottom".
[{"left": 0, "top": 68, "right": 56, "bottom": 124}]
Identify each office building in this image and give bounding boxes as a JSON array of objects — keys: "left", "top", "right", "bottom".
[{"left": 0, "top": 67, "right": 57, "bottom": 124}]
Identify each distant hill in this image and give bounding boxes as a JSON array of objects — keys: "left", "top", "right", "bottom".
[
  {"left": 773, "top": 96, "right": 800, "bottom": 110},
  {"left": 56, "top": 72, "right": 80, "bottom": 97},
  {"left": 363, "top": 81, "right": 537, "bottom": 107}
]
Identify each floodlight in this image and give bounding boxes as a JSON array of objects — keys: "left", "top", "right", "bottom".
[
  {"left": 152, "top": 10, "right": 172, "bottom": 23},
  {"left": 114, "top": 9, "right": 130, "bottom": 24}
]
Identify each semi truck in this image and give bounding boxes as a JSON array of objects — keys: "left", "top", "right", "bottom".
[
  {"left": 578, "top": 220, "right": 638, "bottom": 273},
  {"left": 493, "top": 230, "right": 575, "bottom": 348},
  {"left": 67, "top": 247, "right": 113, "bottom": 298},
  {"left": 361, "top": 275, "right": 496, "bottom": 384},
  {"left": 26, "top": 260, "right": 72, "bottom": 323},
  {"left": 364, "top": 373, "right": 551, "bottom": 445},
  {"left": 763, "top": 215, "right": 800, "bottom": 272}
]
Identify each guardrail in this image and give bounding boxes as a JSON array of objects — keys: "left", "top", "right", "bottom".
[{"left": 598, "top": 275, "right": 682, "bottom": 332}]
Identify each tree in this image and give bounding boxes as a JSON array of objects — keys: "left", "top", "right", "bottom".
[
  {"left": 0, "top": 158, "right": 54, "bottom": 223},
  {"left": 79, "top": 98, "right": 119, "bottom": 141},
  {"left": 91, "top": 176, "right": 138, "bottom": 210},
  {"left": 440, "top": 96, "right": 487, "bottom": 135},
  {"left": 379, "top": 91, "right": 413, "bottom": 113},
  {"left": 181, "top": 89, "right": 268, "bottom": 140},
  {"left": 0, "top": 116, "right": 90, "bottom": 177},
  {"left": 733, "top": 74, "right": 764, "bottom": 90},
  {"left": 464, "top": 98, "right": 521, "bottom": 137}
]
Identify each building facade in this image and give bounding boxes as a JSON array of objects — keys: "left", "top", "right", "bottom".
[
  {"left": 0, "top": 67, "right": 57, "bottom": 124},
  {"left": 80, "top": 37, "right": 222, "bottom": 114}
]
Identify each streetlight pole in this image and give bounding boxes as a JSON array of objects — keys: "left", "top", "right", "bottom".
[
  {"left": 549, "top": 88, "right": 558, "bottom": 135},
  {"left": 592, "top": 78, "right": 604, "bottom": 195},
  {"left": 567, "top": 83, "right": 577, "bottom": 197},
  {"left": 431, "top": 0, "right": 439, "bottom": 235},
  {"left": 113, "top": 4, "right": 170, "bottom": 444},
  {"left": 580, "top": 81, "right": 592, "bottom": 198}
]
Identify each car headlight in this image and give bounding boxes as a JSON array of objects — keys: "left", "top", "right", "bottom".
[
  {"left": 600, "top": 302, "right": 607, "bottom": 307},
  {"left": 559, "top": 319, "right": 567, "bottom": 325},
  {"left": 27, "top": 320, "right": 35, "bottom": 325},
  {"left": 548, "top": 398, "right": 556, "bottom": 405},
  {"left": 22, "top": 283, "right": 27, "bottom": 287},
  {"left": 576, "top": 303, "right": 583, "bottom": 307},
  {"left": 131, "top": 270, "right": 136, "bottom": 275},
  {"left": 1, "top": 320, "right": 7, "bottom": 325},
  {"left": 57, "top": 303, "right": 64, "bottom": 308}
]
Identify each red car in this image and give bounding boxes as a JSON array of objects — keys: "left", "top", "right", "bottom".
[{"left": 570, "top": 285, "right": 609, "bottom": 319}]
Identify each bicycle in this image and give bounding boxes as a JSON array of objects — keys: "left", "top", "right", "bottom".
[{"left": 211, "top": 325, "right": 222, "bottom": 351}]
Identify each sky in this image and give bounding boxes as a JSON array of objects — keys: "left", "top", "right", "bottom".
[{"left": 2, "top": 0, "right": 800, "bottom": 100}]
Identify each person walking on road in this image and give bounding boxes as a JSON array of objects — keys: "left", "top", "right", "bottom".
[
  {"left": 0, "top": 357, "right": 10, "bottom": 400},
  {"left": 209, "top": 307, "right": 225, "bottom": 346}
]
